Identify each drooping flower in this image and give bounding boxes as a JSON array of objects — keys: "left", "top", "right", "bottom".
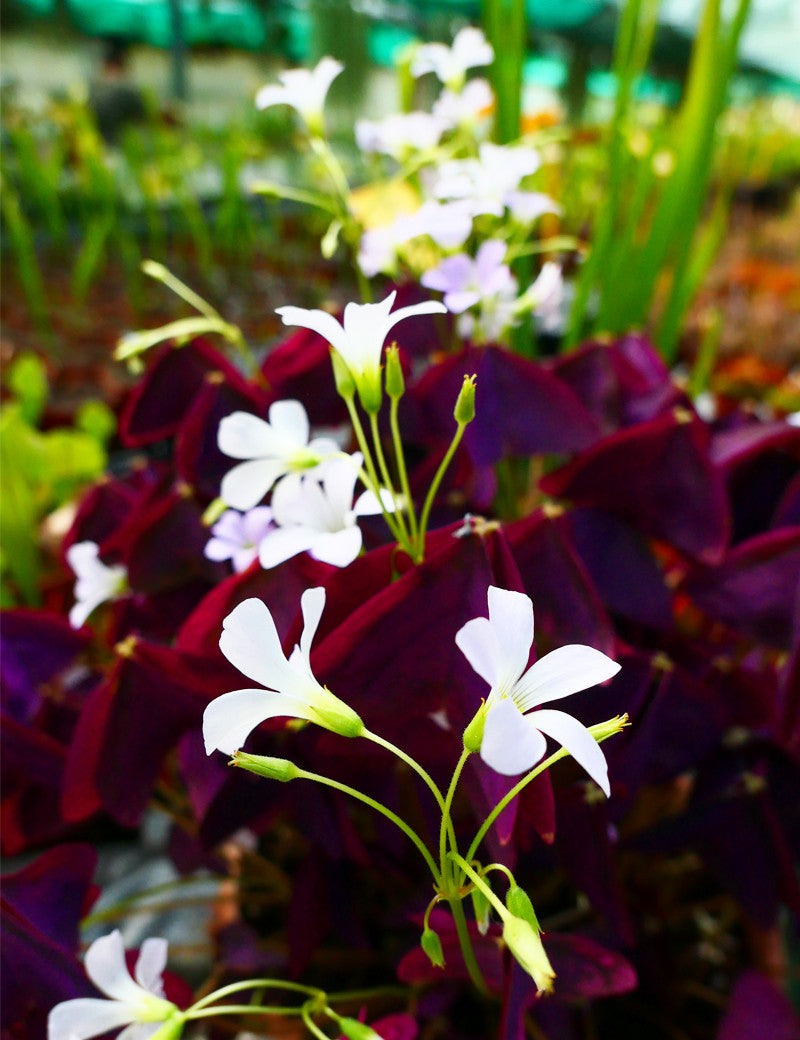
[
  {"left": 218, "top": 400, "right": 340, "bottom": 511},
  {"left": 203, "top": 507, "right": 274, "bottom": 572},
  {"left": 276, "top": 292, "right": 446, "bottom": 412},
  {"left": 421, "top": 239, "right": 515, "bottom": 314},
  {"left": 411, "top": 27, "right": 494, "bottom": 89},
  {"left": 48, "top": 930, "right": 183, "bottom": 1040},
  {"left": 455, "top": 586, "right": 621, "bottom": 791},
  {"left": 258, "top": 454, "right": 395, "bottom": 569},
  {"left": 255, "top": 55, "right": 343, "bottom": 134},
  {"left": 203, "top": 587, "right": 364, "bottom": 754},
  {"left": 502, "top": 915, "right": 556, "bottom": 994},
  {"left": 67, "top": 542, "right": 128, "bottom": 629}
]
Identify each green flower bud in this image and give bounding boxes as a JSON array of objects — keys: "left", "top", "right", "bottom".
[
  {"left": 337, "top": 1016, "right": 382, "bottom": 1040},
  {"left": 463, "top": 704, "right": 486, "bottom": 753},
  {"left": 506, "top": 885, "right": 540, "bottom": 932},
  {"left": 471, "top": 882, "right": 492, "bottom": 935},
  {"left": 357, "top": 370, "right": 383, "bottom": 415},
  {"left": 502, "top": 916, "right": 555, "bottom": 994},
  {"left": 330, "top": 347, "right": 356, "bottom": 399},
  {"left": 231, "top": 752, "right": 300, "bottom": 782},
  {"left": 454, "top": 374, "right": 477, "bottom": 425},
  {"left": 312, "top": 693, "right": 365, "bottom": 739},
  {"left": 384, "top": 344, "right": 405, "bottom": 399},
  {"left": 421, "top": 926, "right": 445, "bottom": 968}
]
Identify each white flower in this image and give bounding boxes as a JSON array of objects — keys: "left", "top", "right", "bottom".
[
  {"left": 48, "top": 930, "right": 181, "bottom": 1040},
  {"left": 355, "top": 111, "right": 449, "bottom": 159},
  {"left": 357, "top": 200, "right": 474, "bottom": 278},
  {"left": 505, "top": 190, "right": 561, "bottom": 224},
  {"left": 432, "top": 142, "right": 540, "bottom": 216},
  {"left": 255, "top": 56, "right": 343, "bottom": 132},
  {"left": 67, "top": 542, "right": 128, "bottom": 629},
  {"left": 432, "top": 78, "right": 494, "bottom": 127},
  {"left": 275, "top": 292, "right": 446, "bottom": 412},
  {"left": 456, "top": 587, "right": 621, "bottom": 791},
  {"left": 203, "top": 586, "right": 363, "bottom": 754},
  {"left": 411, "top": 27, "right": 494, "bottom": 88},
  {"left": 218, "top": 400, "right": 340, "bottom": 512},
  {"left": 258, "top": 454, "right": 394, "bottom": 569},
  {"left": 204, "top": 507, "right": 274, "bottom": 572}
]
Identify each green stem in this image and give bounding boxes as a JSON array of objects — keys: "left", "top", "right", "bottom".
[
  {"left": 415, "top": 422, "right": 467, "bottom": 560},
  {"left": 448, "top": 854, "right": 508, "bottom": 921},
  {"left": 390, "top": 394, "right": 419, "bottom": 542},
  {"left": 448, "top": 891, "right": 489, "bottom": 994},
  {"left": 369, "top": 411, "right": 410, "bottom": 543},
  {"left": 296, "top": 766, "right": 440, "bottom": 882},
  {"left": 302, "top": 1003, "right": 332, "bottom": 1040},
  {"left": 344, "top": 397, "right": 406, "bottom": 547},
  {"left": 363, "top": 729, "right": 446, "bottom": 811},
  {"left": 439, "top": 748, "right": 471, "bottom": 883},
  {"left": 188, "top": 978, "right": 323, "bottom": 1013},
  {"left": 187, "top": 1004, "right": 303, "bottom": 1020},
  {"left": 309, "top": 136, "right": 351, "bottom": 210}
]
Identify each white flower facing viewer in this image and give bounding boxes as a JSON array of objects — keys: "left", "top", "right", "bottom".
[
  {"left": 255, "top": 56, "right": 343, "bottom": 134},
  {"left": 67, "top": 541, "right": 128, "bottom": 629},
  {"left": 411, "top": 27, "right": 494, "bottom": 89},
  {"left": 456, "top": 586, "right": 621, "bottom": 791},
  {"left": 258, "top": 454, "right": 395, "bottom": 569},
  {"left": 276, "top": 292, "right": 446, "bottom": 412},
  {"left": 48, "top": 930, "right": 182, "bottom": 1040},
  {"left": 218, "top": 400, "right": 340, "bottom": 512},
  {"left": 203, "top": 587, "right": 363, "bottom": 754}
]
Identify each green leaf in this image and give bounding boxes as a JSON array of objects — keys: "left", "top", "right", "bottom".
[{"left": 7, "top": 352, "right": 48, "bottom": 426}]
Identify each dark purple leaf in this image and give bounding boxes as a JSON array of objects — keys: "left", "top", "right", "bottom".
[
  {"left": 0, "top": 610, "right": 88, "bottom": 723},
  {"left": 717, "top": 970, "right": 800, "bottom": 1040}
]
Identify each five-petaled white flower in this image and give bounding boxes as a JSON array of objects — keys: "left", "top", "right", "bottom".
[
  {"left": 255, "top": 56, "right": 343, "bottom": 134},
  {"left": 203, "top": 587, "right": 363, "bottom": 754},
  {"left": 204, "top": 507, "right": 275, "bottom": 572},
  {"left": 275, "top": 292, "right": 446, "bottom": 412},
  {"left": 258, "top": 454, "right": 394, "bottom": 569},
  {"left": 456, "top": 586, "right": 621, "bottom": 792},
  {"left": 355, "top": 111, "right": 449, "bottom": 159},
  {"left": 218, "top": 400, "right": 340, "bottom": 512},
  {"left": 48, "top": 930, "right": 182, "bottom": 1040},
  {"left": 411, "top": 27, "right": 494, "bottom": 89},
  {"left": 67, "top": 542, "right": 128, "bottom": 629}
]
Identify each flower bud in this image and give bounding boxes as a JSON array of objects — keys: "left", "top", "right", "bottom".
[
  {"left": 384, "top": 344, "right": 405, "bottom": 399},
  {"left": 421, "top": 926, "right": 445, "bottom": 968},
  {"left": 505, "top": 884, "right": 540, "bottom": 932},
  {"left": 463, "top": 704, "right": 486, "bottom": 753},
  {"left": 587, "top": 713, "right": 630, "bottom": 744},
  {"left": 312, "top": 693, "right": 365, "bottom": 739},
  {"left": 454, "top": 374, "right": 476, "bottom": 425},
  {"left": 330, "top": 347, "right": 356, "bottom": 399},
  {"left": 231, "top": 752, "right": 299, "bottom": 782},
  {"left": 502, "top": 916, "right": 555, "bottom": 994},
  {"left": 337, "top": 1017, "right": 382, "bottom": 1040},
  {"left": 471, "top": 881, "right": 492, "bottom": 935}
]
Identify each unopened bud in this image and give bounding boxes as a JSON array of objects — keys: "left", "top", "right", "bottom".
[
  {"left": 463, "top": 704, "right": 486, "bottom": 753},
  {"left": 587, "top": 713, "right": 629, "bottom": 745},
  {"left": 384, "top": 344, "right": 405, "bottom": 398},
  {"left": 454, "top": 374, "right": 476, "bottom": 425},
  {"left": 502, "top": 916, "right": 555, "bottom": 994},
  {"left": 330, "top": 347, "right": 356, "bottom": 399},
  {"left": 506, "top": 884, "right": 540, "bottom": 932},
  {"left": 337, "top": 1017, "right": 382, "bottom": 1040},
  {"left": 421, "top": 926, "right": 445, "bottom": 968},
  {"left": 231, "top": 752, "right": 299, "bottom": 782}
]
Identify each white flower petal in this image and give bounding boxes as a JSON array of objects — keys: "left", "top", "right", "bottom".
[
  {"left": 84, "top": 931, "right": 144, "bottom": 1002},
  {"left": 48, "top": 998, "right": 139, "bottom": 1040},
  {"left": 133, "top": 938, "right": 167, "bottom": 995},
  {"left": 69, "top": 591, "right": 107, "bottom": 630},
  {"left": 321, "top": 455, "right": 360, "bottom": 520},
  {"left": 268, "top": 399, "right": 310, "bottom": 447},
  {"left": 276, "top": 305, "right": 346, "bottom": 353},
  {"left": 352, "top": 486, "right": 396, "bottom": 517},
  {"left": 487, "top": 587, "right": 534, "bottom": 692},
  {"left": 513, "top": 645, "right": 621, "bottom": 711},
  {"left": 204, "top": 536, "right": 237, "bottom": 563},
  {"left": 219, "top": 598, "right": 294, "bottom": 689},
  {"left": 531, "top": 708, "right": 610, "bottom": 795},
  {"left": 309, "top": 527, "right": 363, "bottom": 567},
  {"left": 455, "top": 616, "right": 500, "bottom": 689},
  {"left": 221, "top": 458, "right": 287, "bottom": 510},
  {"left": 218, "top": 412, "right": 284, "bottom": 459},
  {"left": 259, "top": 526, "right": 319, "bottom": 568},
  {"left": 203, "top": 687, "right": 316, "bottom": 754},
  {"left": 299, "top": 587, "right": 326, "bottom": 661},
  {"left": 481, "top": 698, "right": 547, "bottom": 776}
]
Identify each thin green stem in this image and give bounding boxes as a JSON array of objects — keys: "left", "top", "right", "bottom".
[
  {"left": 448, "top": 891, "right": 489, "bottom": 994},
  {"left": 439, "top": 748, "right": 471, "bottom": 883},
  {"left": 448, "top": 854, "right": 508, "bottom": 921},
  {"left": 415, "top": 422, "right": 467, "bottom": 559},
  {"left": 188, "top": 978, "right": 323, "bottom": 1013},
  {"left": 296, "top": 766, "right": 440, "bottom": 882},
  {"left": 390, "top": 394, "right": 419, "bottom": 541},
  {"left": 309, "top": 136, "right": 351, "bottom": 209},
  {"left": 344, "top": 397, "right": 405, "bottom": 545},
  {"left": 363, "top": 729, "right": 446, "bottom": 811},
  {"left": 326, "top": 985, "right": 409, "bottom": 1004},
  {"left": 187, "top": 1004, "right": 304, "bottom": 1020},
  {"left": 369, "top": 411, "right": 410, "bottom": 543},
  {"left": 302, "top": 1003, "right": 332, "bottom": 1040}
]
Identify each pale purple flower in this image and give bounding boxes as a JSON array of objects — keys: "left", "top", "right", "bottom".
[
  {"left": 421, "top": 240, "right": 515, "bottom": 314},
  {"left": 527, "top": 261, "right": 567, "bottom": 334},
  {"left": 356, "top": 199, "right": 473, "bottom": 278},
  {"left": 411, "top": 27, "right": 494, "bottom": 88},
  {"left": 275, "top": 292, "right": 446, "bottom": 411},
  {"left": 218, "top": 400, "right": 340, "bottom": 512},
  {"left": 432, "top": 78, "right": 494, "bottom": 127},
  {"left": 258, "top": 454, "right": 394, "bottom": 569},
  {"left": 204, "top": 507, "right": 274, "bottom": 573},
  {"left": 456, "top": 586, "right": 621, "bottom": 790},
  {"left": 355, "top": 112, "right": 449, "bottom": 159},
  {"left": 67, "top": 542, "right": 128, "bottom": 629},
  {"left": 48, "top": 931, "right": 181, "bottom": 1040},
  {"left": 203, "top": 587, "right": 363, "bottom": 754},
  {"left": 255, "top": 56, "right": 343, "bottom": 132}
]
